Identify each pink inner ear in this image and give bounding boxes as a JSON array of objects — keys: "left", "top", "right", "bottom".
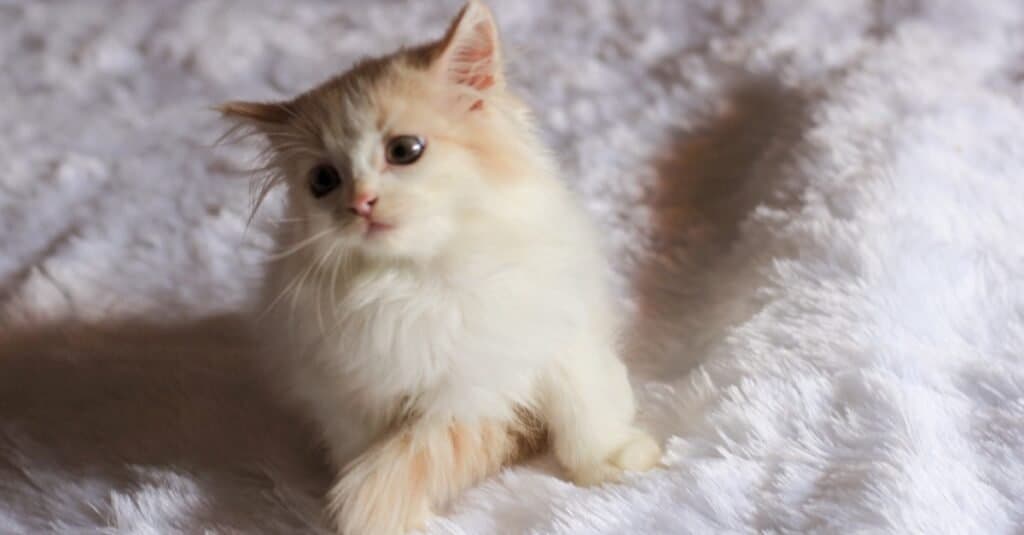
[
  {"left": 462, "top": 73, "right": 495, "bottom": 91},
  {"left": 448, "top": 22, "right": 496, "bottom": 91}
]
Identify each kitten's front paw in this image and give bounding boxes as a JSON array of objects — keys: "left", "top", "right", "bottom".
[
  {"left": 611, "top": 431, "right": 662, "bottom": 472},
  {"left": 569, "top": 431, "right": 662, "bottom": 487}
]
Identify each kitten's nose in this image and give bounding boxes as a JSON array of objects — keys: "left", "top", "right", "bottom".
[{"left": 349, "top": 193, "right": 378, "bottom": 218}]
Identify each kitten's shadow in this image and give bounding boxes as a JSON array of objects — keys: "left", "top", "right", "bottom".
[
  {"left": 0, "top": 316, "right": 332, "bottom": 533},
  {"left": 625, "top": 78, "right": 809, "bottom": 380}
]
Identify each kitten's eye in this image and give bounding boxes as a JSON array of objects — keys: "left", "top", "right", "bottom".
[
  {"left": 309, "top": 165, "right": 341, "bottom": 198},
  {"left": 385, "top": 135, "right": 426, "bottom": 165}
]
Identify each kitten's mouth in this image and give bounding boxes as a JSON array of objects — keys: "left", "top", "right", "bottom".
[{"left": 363, "top": 220, "right": 394, "bottom": 237}]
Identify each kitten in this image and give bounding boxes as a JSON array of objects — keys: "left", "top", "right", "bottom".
[{"left": 220, "top": 2, "right": 661, "bottom": 533}]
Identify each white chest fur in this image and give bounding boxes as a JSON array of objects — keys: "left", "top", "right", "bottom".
[{"left": 260, "top": 234, "right": 602, "bottom": 449}]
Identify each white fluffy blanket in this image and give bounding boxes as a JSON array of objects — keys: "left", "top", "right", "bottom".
[{"left": 3, "top": 1, "right": 1024, "bottom": 533}]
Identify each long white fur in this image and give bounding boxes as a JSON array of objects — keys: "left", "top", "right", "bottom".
[{"left": 247, "top": 2, "right": 661, "bottom": 533}]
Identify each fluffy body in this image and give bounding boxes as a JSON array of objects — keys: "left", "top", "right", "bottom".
[{"left": 225, "top": 2, "right": 660, "bottom": 533}]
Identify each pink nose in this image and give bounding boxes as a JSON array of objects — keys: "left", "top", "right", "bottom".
[{"left": 349, "top": 194, "right": 378, "bottom": 218}]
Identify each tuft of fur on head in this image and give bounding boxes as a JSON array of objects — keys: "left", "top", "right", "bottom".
[{"left": 220, "top": 0, "right": 558, "bottom": 266}]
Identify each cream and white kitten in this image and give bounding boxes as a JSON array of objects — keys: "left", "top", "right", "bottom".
[{"left": 221, "top": 2, "right": 660, "bottom": 533}]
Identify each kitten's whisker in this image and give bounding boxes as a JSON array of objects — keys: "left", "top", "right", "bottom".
[
  {"left": 258, "top": 253, "right": 317, "bottom": 321},
  {"left": 257, "top": 267, "right": 305, "bottom": 321},
  {"left": 246, "top": 173, "right": 287, "bottom": 227},
  {"left": 265, "top": 228, "right": 334, "bottom": 262},
  {"left": 262, "top": 135, "right": 312, "bottom": 145},
  {"left": 328, "top": 245, "right": 346, "bottom": 324},
  {"left": 288, "top": 254, "right": 321, "bottom": 326},
  {"left": 264, "top": 129, "right": 306, "bottom": 140},
  {"left": 256, "top": 229, "right": 334, "bottom": 320},
  {"left": 267, "top": 144, "right": 320, "bottom": 156},
  {"left": 262, "top": 250, "right": 318, "bottom": 323},
  {"left": 313, "top": 243, "right": 340, "bottom": 335},
  {"left": 302, "top": 300, "right": 353, "bottom": 363},
  {"left": 268, "top": 217, "right": 315, "bottom": 227},
  {"left": 298, "top": 252, "right": 361, "bottom": 361}
]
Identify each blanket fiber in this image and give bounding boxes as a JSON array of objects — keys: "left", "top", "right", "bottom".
[{"left": 2, "top": 0, "right": 1024, "bottom": 533}]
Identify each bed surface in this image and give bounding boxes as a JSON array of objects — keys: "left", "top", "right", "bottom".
[{"left": 2, "top": 1, "right": 1024, "bottom": 533}]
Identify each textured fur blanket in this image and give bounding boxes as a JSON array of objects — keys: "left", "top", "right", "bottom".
[{"left": 3, "top": 1, "right": 1024, "bottom": 533}]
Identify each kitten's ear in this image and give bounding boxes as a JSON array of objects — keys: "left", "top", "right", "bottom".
[
  {"left": 432, "top": 1, "right": 504, "bottom": 102},
  {"left": 217, "top": 100, "right": 293, "bottom": 129}
]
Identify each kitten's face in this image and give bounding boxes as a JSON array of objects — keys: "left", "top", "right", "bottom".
[
  {"left": 223, "top": 1, "right": 533, "bottom": 262},
  {"left": 280, "top": 76, "right": 485, "bottom": 260}
]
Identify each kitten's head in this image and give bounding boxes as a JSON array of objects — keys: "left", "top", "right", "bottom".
[{"left": 221, "top": 1, "right": 545, "bottom": 262}]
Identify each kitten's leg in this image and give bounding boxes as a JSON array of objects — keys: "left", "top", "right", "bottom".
[
  {"left": 542, "top": 342, "right": 661, "bottom": 486},
  {"left": 326, "top": 417, "right": 539, "bottom": 535}
]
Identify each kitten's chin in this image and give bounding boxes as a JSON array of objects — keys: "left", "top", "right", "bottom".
[
  {"left": 351, "top": 222, "right": 454, "bottom": 263},
  {"left": 365, "top": 222, "right": 394, "bottom": 236},
  {"left": 356, "top": 218, "right": 399, "bottom": 245}
]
